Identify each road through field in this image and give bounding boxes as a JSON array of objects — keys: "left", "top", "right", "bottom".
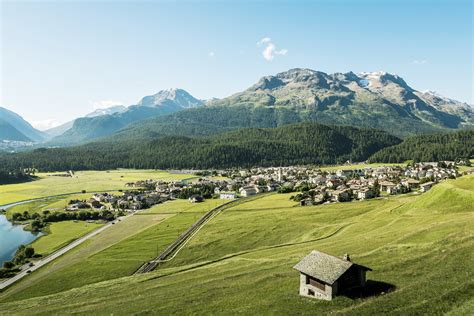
[{"left": 0, "top": 213, "right": 133, "bottom": 291}]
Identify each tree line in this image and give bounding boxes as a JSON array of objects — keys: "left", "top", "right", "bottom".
[
  {"left": 0, "top": 123, "right": 401, "bottom": 172},
  {"left": 368, "top": 129, "right": 474, "bottom": 163},
  {"left": 0, "top": 168, "right": 37, "bottom": 184}
]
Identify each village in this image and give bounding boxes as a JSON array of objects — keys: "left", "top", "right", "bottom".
[{"left": 65, "top": 161, "right": 470, "bottom": 214}]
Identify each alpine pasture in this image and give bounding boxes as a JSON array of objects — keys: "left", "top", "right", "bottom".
[{"left": 0, "top": 174, "right": 472, "bottom": 315}]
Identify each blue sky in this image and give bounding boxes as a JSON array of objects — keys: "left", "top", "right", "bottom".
[{"left": 1, "top": 0, "right": 472, "bottom": 130}]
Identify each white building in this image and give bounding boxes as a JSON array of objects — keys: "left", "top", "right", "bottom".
[
  {"left": 239, "top": 186, "right": 257, "bottom": 197},
  {"left": 219, "top": 192, "right": 236, "bottom": 199}
]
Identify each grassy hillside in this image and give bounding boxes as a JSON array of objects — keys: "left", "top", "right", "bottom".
[
  {"left": 0, "top": 175, "right": 472, "bottom": 314},
  {"left": 0, "top": 199, "right": 225, "bottom": 302},
  {"left": 32, "top": 221, "right": 104, "bottom": 255}
]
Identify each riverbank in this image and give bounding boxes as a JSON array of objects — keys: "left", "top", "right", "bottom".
[{"left": 0, "top": 214, "right": 41, "bottom": 266}]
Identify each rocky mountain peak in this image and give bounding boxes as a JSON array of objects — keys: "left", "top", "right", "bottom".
[
  {"left": 85, "top": 105, "right": 127, "bottom": 118},
  {"left": 137, "top": 88, "right": 203, "bottom": 108}
]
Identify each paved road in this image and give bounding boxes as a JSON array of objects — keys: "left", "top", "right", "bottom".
[{"left": 0, "top": 214, "right": 132, "bottom": 291}]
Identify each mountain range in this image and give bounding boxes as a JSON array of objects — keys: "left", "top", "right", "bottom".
[
  {"left": 108, "top": 69, "right": 473, "bottom": 142},
  {"left": 1, "top": 68, "right": 473, "bottom": 147},
  {"left": 44, "top": 105, "right": 128, "bottom": 138},
  {"left": 0, "top": 107, "right": 47, "bottom": 142},
  {"left": 48, "top": 89, "right": 203, "bottom": 145}
]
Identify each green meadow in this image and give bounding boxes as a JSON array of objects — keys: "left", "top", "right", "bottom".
[
  {"left": 31, "top": 221, "right": 104, "bottom": 256},
  {"left": 0, "top": 175, "right": 472, "bottom": 315},
  {"left": 141, "top": 198, "right": 229, "bottom": 214},
  {"left": 0, "top": 169, "right": 195, "bottom": 205},
  {"left": 0, "top": 199, "right": 223, "bottom": 302}
]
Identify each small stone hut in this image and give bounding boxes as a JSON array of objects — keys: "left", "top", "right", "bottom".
[{"left": 293, "top": 250, "right": 371, "bottom": 300}]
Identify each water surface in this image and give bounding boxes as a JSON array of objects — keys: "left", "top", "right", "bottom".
[{"left": 0, "top": 201, "right": 42, "bottom": 265}]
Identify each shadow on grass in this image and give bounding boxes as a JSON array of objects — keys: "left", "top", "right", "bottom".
[
  {"left": 342, "top": 280, "right": 396, "bottom": 299},
  {"left": 0, "top": 175, "right": 38, "bottom": 185}
]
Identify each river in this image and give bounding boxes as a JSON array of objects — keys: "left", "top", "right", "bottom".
[{"left": 0, "top": 201, "right": 43, "bottom": 265}]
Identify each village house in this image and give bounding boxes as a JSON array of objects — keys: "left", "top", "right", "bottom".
[
  {"left": 90, "top": 200, "right": 103, "bottom": 209},
  {"left": 239, "top": 186, "right": 257, "bottom": 197},
  {"left": 66, "top": 201, "right": 89, "bottom": 211},
  {"left": 92, "top": 193, "right": 111, "bottom": 202},
  {"left": 330, "top": 189, "right": 350, "bottom": 202},
  {"left": 293, "top": 251, "right": 372, "bottom": 300},
  {"left": 379, "top": 180, "right": 396, "bottom": 193},
  {"left": 420, "top": 181, "right": 435, "bottom": 192},
  {"left": 300, "top": 199, "right": 315, "bottom": 206},
  {"left": 387, "top": 184, "right": 402, "bottom": 195},
  {"left": 401, "top": 178, "right": 420, "bottom": 189},
  {"left": 336, "top": 169, "right": 353, "bottom": 178},
  {"left": 219, "top": 192, "right": 236, "bottom": 200},
  {"left": 357, "top": 188, "right": 374, "bottom": 200},
  {"left": 189, "top": 195, "right": 204, "bottom": 203},
  {"left": 326, "top": 179, "right": 340, "bottom": 189},
  {"left": 130, "top": 202, "right": 143, "bottom": 210}
]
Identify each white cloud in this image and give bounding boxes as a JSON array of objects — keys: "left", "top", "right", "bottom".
[
  {"left": 30, "top": 119, "right": 61, "bottom": 131},
  {"left": 89, "top": 100, "right": 124, "bottom": 110},
  {"left": 208, "top": 51, "right": 215, "bottom": 58},
  {"left": 412, "top": 59, "right": 428, "bottom": 64},
  {"left": 257, "top": 37, "right": 288, "bottom": 61},
  {"left": 258, "top": 37, "right": 272, "bottom": 44}
]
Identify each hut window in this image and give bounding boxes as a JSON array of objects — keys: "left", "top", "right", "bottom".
[
  {"left": 308, "top": 277, "right": 325, "bottom": 291},
  {"left": 308, "top": 289, "right": 315, "bottom": 296}
]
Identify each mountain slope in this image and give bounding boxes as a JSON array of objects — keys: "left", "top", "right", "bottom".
[
  {"left": 105, "top": 69, "right": 473, "bottom": 141},
  {"left": 0, "top": 119, "right": 31, "bottom": 141},
  {"left": 0, "top": 123, "right": 401, "bottom": 170},
  {"left": 44, "top": 105, "right": 128, "bottom": 138},
  {"left": 0, "top": 107, "right": 46, "bottom": 142},
  {"left": 207, "top": 68, "right": 473, "bottom": 133},
  {"left": 43, "top": 121, "right": 75, "bottom": 138},
  {"left": 85, "top": 105, "right": 127, "bottom": 118},
  {"left": 49, "top": 89, "right": 203, "bottom": 145}
]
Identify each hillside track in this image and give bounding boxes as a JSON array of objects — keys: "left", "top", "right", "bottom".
[{"left": 133, "top": 195, "right": 268, "bottom": 274}]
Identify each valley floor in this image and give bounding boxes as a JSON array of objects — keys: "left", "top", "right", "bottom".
[{"left": 0, "top": 174, "right": 472, "bottom": 314}]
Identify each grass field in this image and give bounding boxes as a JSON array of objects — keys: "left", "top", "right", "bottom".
[
  {"left": 0, "top": 169, "right": 195, "bottom": 205},
  {"left": 31, "top": 221, "right": 104, "bottom": 256},
  {"left": 0, "top": 175, "right": 472, "bottom": 315},
  {"left": 140, "top": 198, "right": 229, "bottom": 214},
  {"left": 0, "top": 198, "right": 216, "bottom": 302}
]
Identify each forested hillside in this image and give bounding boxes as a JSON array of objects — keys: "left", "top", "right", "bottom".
[
  {"left": 109, "top": 104, "right": 446, "bottom": 142},
  {"left": 0, "top": 123, "right": 400, "bottom": 171},
  {"left": 369, "top": 129, "right": 474, "bottom": 162}
]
